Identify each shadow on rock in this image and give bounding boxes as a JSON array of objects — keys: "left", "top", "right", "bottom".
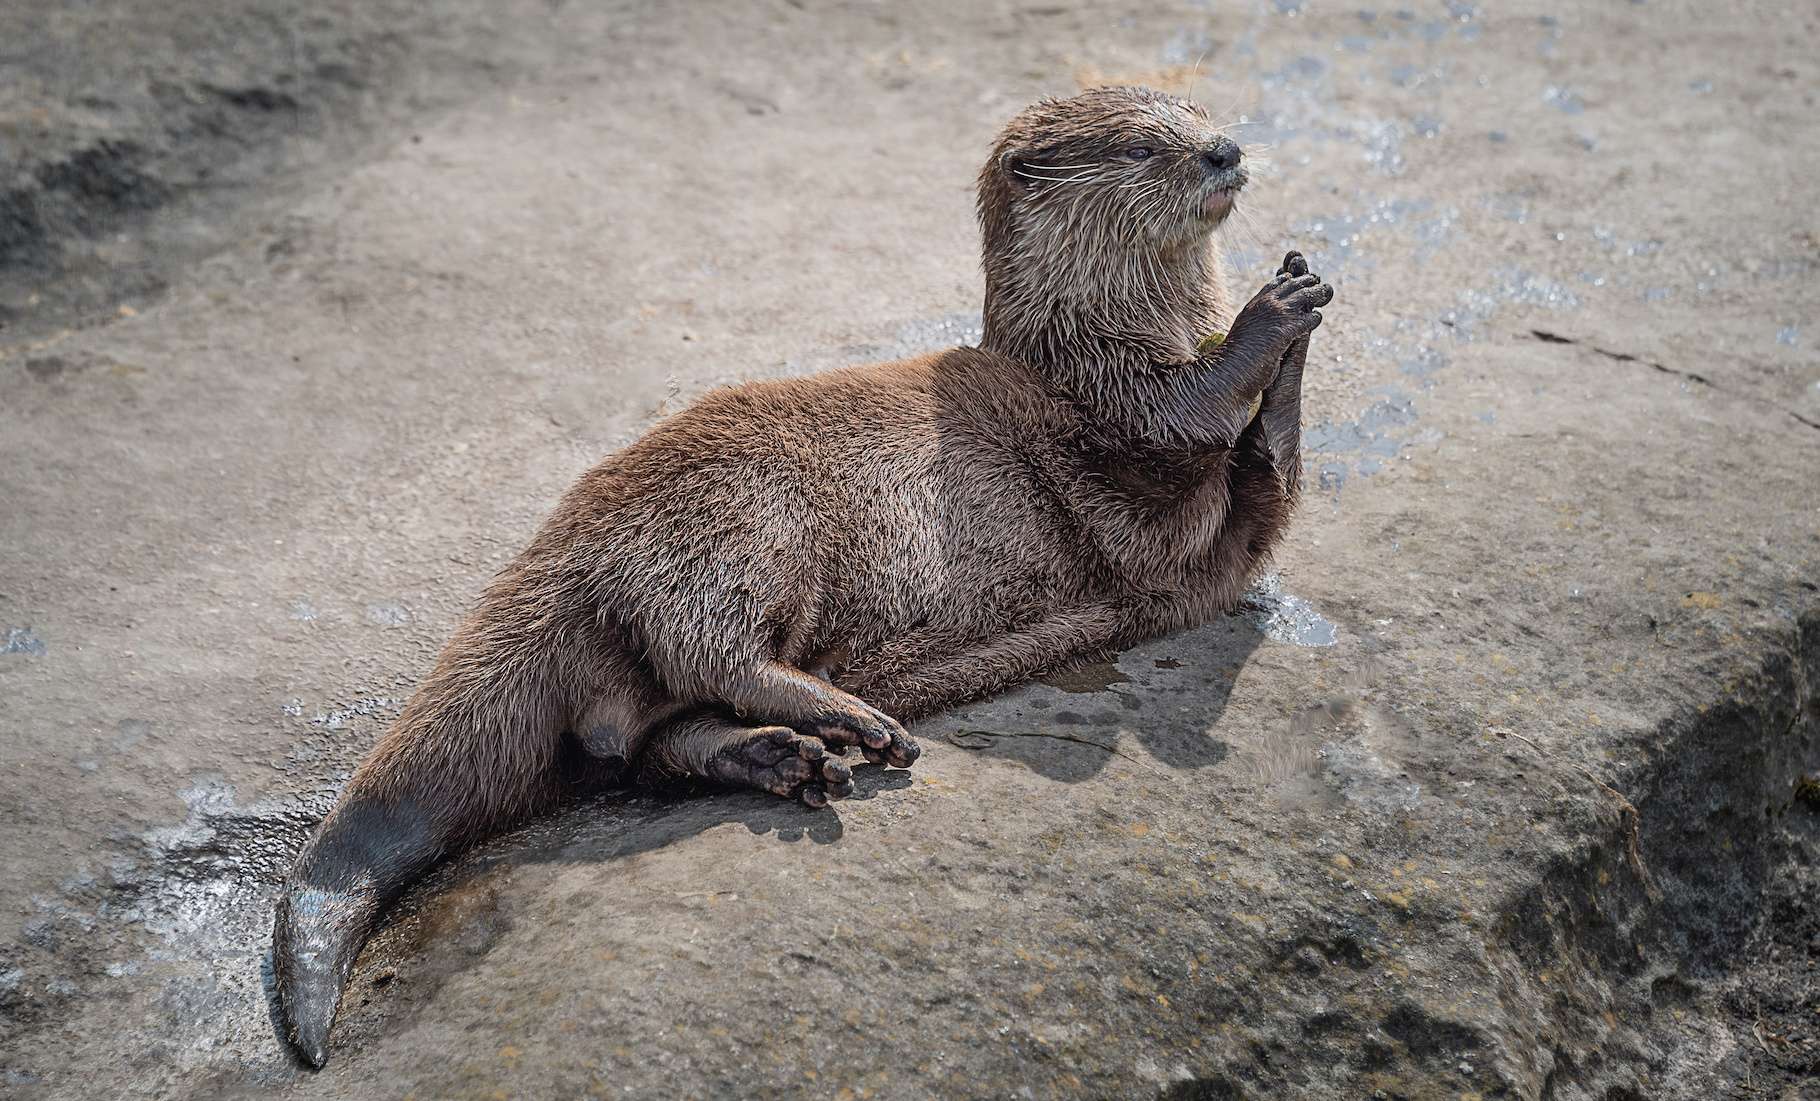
[{"left": 930, "top": 611, "right": 1266, "bottom": 782}]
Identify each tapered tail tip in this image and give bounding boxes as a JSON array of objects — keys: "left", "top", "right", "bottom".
[
  {"left": 273, "top": 884, "right": 371, "bottom": 1071},
  {"left": 273, "top": 790, "right": 446, "bottom": 1068},
  {"left": 285, "top": 996, "right": 334, "bottom": 1070}
]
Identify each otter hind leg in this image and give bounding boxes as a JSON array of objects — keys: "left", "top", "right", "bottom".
[
  {"left": 724, "top": 660, "right": 921, "bottom": 769},
  {"left": 638, "top": 713, "right": 855, "bottom": 808},
  {"left": 574, "top": 689, "right": 683, "bottom": 771}
]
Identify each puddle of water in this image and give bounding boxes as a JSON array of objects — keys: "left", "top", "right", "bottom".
[
  {"left": 131, "top": 779, "right": 319, "bottom": 960},
  {"left": 1296, "top": 197, "right": 1444, "bottom": 280},
  {"left": 365, "top": 603, "right": 411, "bottom": 627},
  {"left": 1359, "top": 119, "right": 1406, "bottom": 176},
  {"left": 298, "top": 695, "right": 400, "bottom": 731}
]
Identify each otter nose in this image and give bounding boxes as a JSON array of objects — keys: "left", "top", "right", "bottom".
[{"left": 1201, "top": 138, "right": 1242, "bottom": 174}]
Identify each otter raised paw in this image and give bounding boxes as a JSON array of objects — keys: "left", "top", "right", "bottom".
[{"left": 1232, "top": 262, "right": 1333, "bottom": 348}]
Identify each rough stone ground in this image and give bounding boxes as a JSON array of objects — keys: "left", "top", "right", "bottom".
[{"left": 2, "top": 1, "right": 1818, "bottom": 1098}]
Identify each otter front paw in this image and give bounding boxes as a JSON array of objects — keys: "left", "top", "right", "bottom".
[
  {"left": 1267, "top": 251, "right": 1321, "bottom": 389},
  {"left": 708, "top": 728, "right": 856, "bottom": 809},
  {"left": 1233, "top": 255, "right": 1334, "bottom": 348},
  {"left": 800, "top": 702, "right": 922, "bottom": 770}
]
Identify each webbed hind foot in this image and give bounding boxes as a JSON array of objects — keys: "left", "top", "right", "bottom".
[{"left": 637, "top": 714, "right": 855, "bottom": 808}]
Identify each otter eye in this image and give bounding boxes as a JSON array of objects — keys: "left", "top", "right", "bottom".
[{"left": 1125, "top": 147, "right": 1153, "bottom": 161}]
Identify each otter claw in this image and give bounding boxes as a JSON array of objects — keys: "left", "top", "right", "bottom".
[{"left": 803, "top": 703, "right": 921, "bottom": 770}]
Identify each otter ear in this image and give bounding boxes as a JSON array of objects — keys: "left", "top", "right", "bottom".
[
  {"left": 977, "top": 147, "right": 1024, "bottom": 248},
  {"left": 1001, "top": 145, "right": 1068, "bottom": 189},
  {"left": 999, "top": 149, "right": 1032, "bottom": 185}
]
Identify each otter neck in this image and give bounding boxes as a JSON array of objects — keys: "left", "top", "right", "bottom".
[{"left": 979, "top": 231, "right": 1232, "bottom": 426}]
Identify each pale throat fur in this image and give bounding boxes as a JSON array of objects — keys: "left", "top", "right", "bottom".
[{"left": 975, "top": 86, "right": 1246, "bottom": 408}]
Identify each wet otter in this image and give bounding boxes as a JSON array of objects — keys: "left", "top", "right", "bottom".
[{"left": 273, "top": 84, "right": 1334, "bottom": 1067}]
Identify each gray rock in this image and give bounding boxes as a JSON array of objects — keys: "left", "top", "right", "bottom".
[{"left": 1, "top": 1, "right": 1815, "bottom": 1098}]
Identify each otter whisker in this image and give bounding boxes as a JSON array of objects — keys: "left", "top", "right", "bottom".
[
  {"left": 1239, "top": 151, "right": 1277, "bottom": 180},
  {"left": 1220, "top": 203, "right": 1270, "bottom": 260},
  {"left": 1122, "top": 181, "right": 1164, "bottom": 208},
  {"left": 1132, "top": 186, "right": 1172, "bottom": 226},
  {"left": 1210, "top": 88, "right": 1255, "bottom": 127},
  {"left": 1185, "top": 45, "right": 1212, "bottom": 104},
  {"left": 1237, "top": 145, "right": 1277, "bottom": 173},
  {"left": 1014, "top": 169, "right": 1098, "bottom": 184}
]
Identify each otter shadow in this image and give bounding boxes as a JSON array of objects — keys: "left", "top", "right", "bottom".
[
  {"left": 262, "top": 764, "right": 916, "bottom": 1065},
  {"left": 392, "top": 762, "right": 913, "bottom": 902},
  {"left": 921, "top": 612, "right": 1268, "bottom": 783}
]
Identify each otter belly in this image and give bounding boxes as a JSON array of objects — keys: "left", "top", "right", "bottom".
[{"left": 810, "top": 448, "right": 1092, "bottom": 681}]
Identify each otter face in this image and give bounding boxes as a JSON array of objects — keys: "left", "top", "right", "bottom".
[{"left": 988, "top": 86, "right": 1246, "bottom": 250}]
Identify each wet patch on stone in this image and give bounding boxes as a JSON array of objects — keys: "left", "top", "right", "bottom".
[
  {"left": 1039, "top": 659, "right": 1132, "bottom": 694},
  {"left": 2, "top": 774, "right": 329, "bottom": 1080},
  {"left": 364, "top": 603, "right": 411, "bottom": 627},
  {"left": 292, "top": 694, "right": 400, "bottom": 731},
  {"left": 1293, "top": 198, "right": 1457, "bottom": 282},
  {"left": 1241, "top": 572, "right": 1338, "bottom": 647},
  {"left": 2, "top": 626, "right": 47, "bottom": 655},
  {"left": 1305, "top": 384, "right": 1424, "bottom": 486}
]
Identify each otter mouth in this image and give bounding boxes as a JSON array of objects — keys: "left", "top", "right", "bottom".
[
  {"left": 1198, "top": 169, "right": 1247, "bottom": 223},
  {"left": 1201, "top": 188, "right": 1238, "bottom": 220}
]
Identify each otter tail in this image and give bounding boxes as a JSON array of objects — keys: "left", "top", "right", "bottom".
[{"left": 272, "top": 642, "right": 576, "bottom": 1069}]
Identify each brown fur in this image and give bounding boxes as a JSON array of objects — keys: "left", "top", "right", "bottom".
[{"left": 272, "top": 85, "right": 1333, "bottom": 1067}]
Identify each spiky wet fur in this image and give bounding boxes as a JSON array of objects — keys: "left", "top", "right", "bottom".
[{"left": 273, "top": 85, "right": 1326, "bottom": 1067}]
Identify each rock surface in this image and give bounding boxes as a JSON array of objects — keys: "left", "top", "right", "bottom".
[{"left": 2, "top": 1, "right": 1817, "bottom": 1098}]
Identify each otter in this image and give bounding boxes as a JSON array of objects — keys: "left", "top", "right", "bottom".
[{"left": 272, "top": 85, "right": 1333, "bottom": 1067}]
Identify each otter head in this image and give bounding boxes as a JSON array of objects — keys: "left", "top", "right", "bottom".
[{"left": 977, "top": 86, "right": 1243, "bottom": 371}]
